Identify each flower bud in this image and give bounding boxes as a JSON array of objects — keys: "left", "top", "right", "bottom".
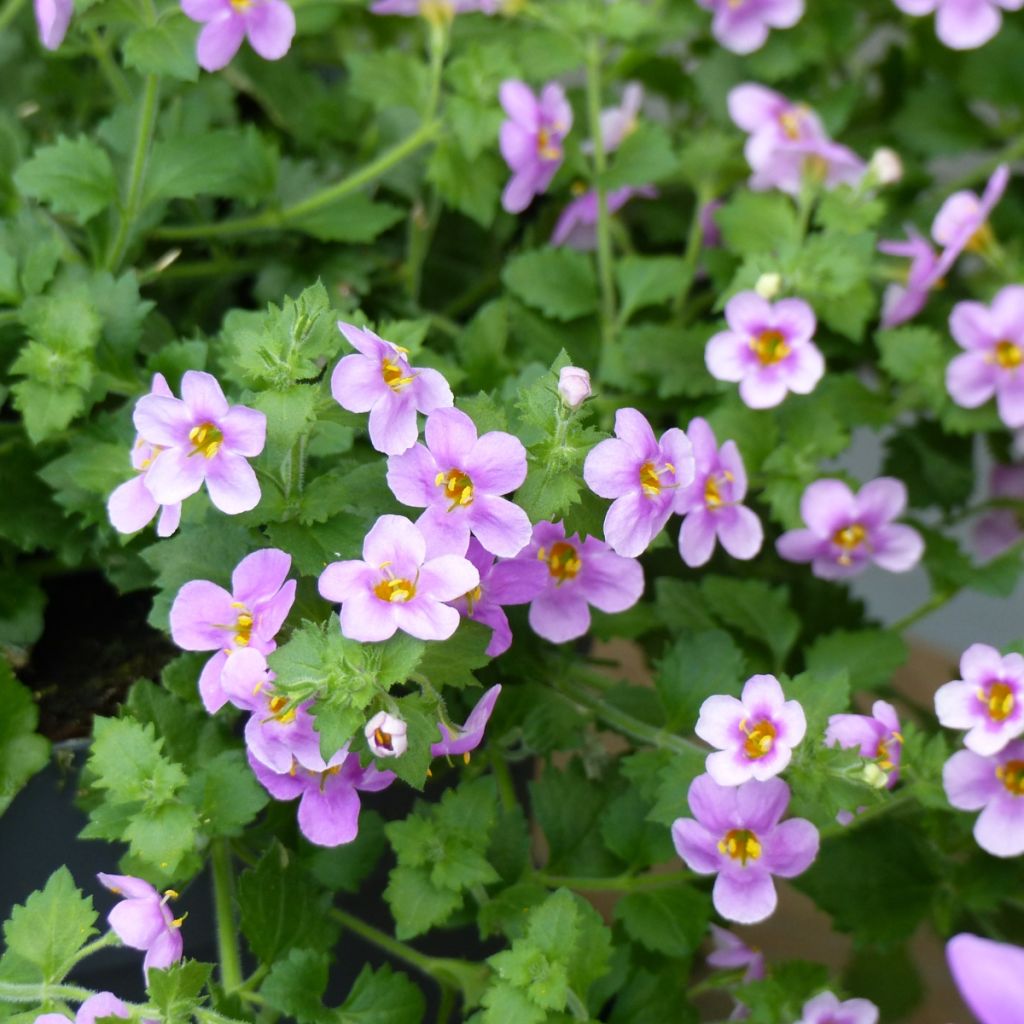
[
  {"left": 868, "top": 147, "right": 903, "bottom": 186},
  {"left": 365, "top": 711, "right": 408, "bottom": 758},
  {"left": 558, "top": 366, "right": 592, "bottom": 409},
  {"left": 861, "top": 761, "right": 889, "bottom": 789},
  {"left": 754, "top": 273, "right": 781, "bottom": 300}
]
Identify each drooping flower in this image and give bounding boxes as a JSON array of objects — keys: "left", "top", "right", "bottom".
[
  {"left": 34, "top": 0, "right": 73, "bottom": 49},
  {"left": 451, "top": 538, "right": 546, "bottom": 656},
  {"left": 935, "top": 643, "right": 1024, "bottom": 755},
  {"left": 318, "top": 515, "right": 478, "bottom": 643},
  {"left": 583, "top": 407, "right": 695, "bottom": 558},
  {"left": 825, "top": 699, "right": 903, "bottom": 787},
  {"left": 696, "top": 675, "right": 807, "bottom": 785},
  {"left": 97, "top": 874, "right": 184, "bottom": 977},
  {"left": 727, "top": 84, "right": 865, "bottom": 196},
  {"left": 705, "top": 292, "right": 825, "bottom": 409},
  {"left": 946, "top": 285, "right": 1024, "bottom": 429},
  {"left": 891, "top": 0, "right": 1021, "bottom": 49},
  {"left": 35, "top": 993, "right": 132, "bottom": 1024},
  {"left": 946, "top": 933, "right": 1024, "bottom": 1024},
  {"left": 878, "top": 226, "right": 941, "bottom": 328},
  {"left": 169, "top": 548, "right": 296, "bottom": 713},
  {"left": 499, "top": 80, "right": 572, "bottom": 214},
  {"left": 558, "top": 366, "right": 592, "bottom": 409},
  {"left": 796, "top": 991, "right": 878, "bottom": 1024},
  {"left": 386, "top": 407, "right": 531, "bottom": 557},
  {"left": 943, "top": 739, "right": 1024, "bottom": 857},
  {"left": 132, "top": 370, "right": 266, "bottom": 514},
  {"left": 550, "top": 185, "right": 657, "bottom": 249},
  {"left": 671, "top": 774, "right": 819, "bottom": 924},
  {"left": 249, "top": 748, "right": 394, "bottom": 847},
  {"left": 366, "top": 711, "right": 408, "bottom": 758},
  {"left": 511, "top": 520, "right": 645, "bottom": 643},
  {"left": 776, "top": 477, "right": 924, "bottom": 579},
  {"left": 330, "top": 322, "right": 453, "bottom": 456},
  {"left": 931, "top": 165, "right": 1010, "bottom": 281},
  {"left": 432, "top": 683, "right": 502, "bottom": 757},
  {"left": 108, "top": 373, "right": 183, "bottom": 538},
  {"left": 182, "top": 0, "right": 296, "bottom": 72},
  {"left": 582, "top": 82, "right": 644, "bottom": 154},
  {"left": 675, "top": 417, "right": 763, "bottom": 568},
  {"left": 698, "top": 0, "right": 804, "bottom": 54},
  {"left": 707, "top": 925, "right": 765, "bottom": 981},
  {"left": 974, "top": 464, "right": 1024, "bottom": 559}
]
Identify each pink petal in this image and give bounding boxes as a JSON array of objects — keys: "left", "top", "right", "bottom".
[
  {"left": 196, "top": 12, "right": 246, "bottom": 71},
  {"left": 368, "top": 393, "right": 419, "bottom": 456},
  {"left": 220, "top": 406, "right": 266, "bottom": 457},
  {"left": 387, "top": 443, "right": 438, "bottom": 508},
  {"left": 143, "top": 446, "right": 206, "bottom": 505},
  {"left": 706, "top": 331, "right": 749, "bottom": 383},
  {"left": 205, "top": 450, "right": 261, "bottom": 514},
  {"left": 468, "top": 494, "right": 533, "bottom": 558},
  {"left": 713, "top": 868, "right": 777, "bottom": 924},
  {"left": 170, "top": 580, "right": 235, "bottom": 650},
  {"left": 331, "top": 353, "right": 384, "bottom": 413},
  {"left": 245, "top": 0, "right": 295, "bottom": 60},
  {"left": 800, "top": 478, "right": 856, "bottom": 536},
  {"left": 108, "top": 476, "right": 159, "bottom": 534}
]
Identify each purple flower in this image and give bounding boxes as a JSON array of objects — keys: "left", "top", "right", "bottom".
[
  {"left": 108, "top": 374, "right": 183, "bottom": 538},
  {"left": 249, "top": 748, "right": 393, "bottom": 847},
  {"left": 947, "top": 933, "right": 1024, "bottom": 1024},
  {"left": 318, "top": 515, "right": 478, "bottom": 642},
  {"left": 432, "top": 683, "right": 502, "bottom": 757},
  {"left": 671, "top": 774, "right": 819, "bottom": 924},
  {"left": 551, "top": 185, "right": 657, "bottom": 249},
  {"left": 676, "top": 417, "right": 763, "bottom": 568},
  {"left": 892, "top": 0, "right": 1021, "bottom": 48},
  {"left": 366, "top": 712, "right": 408, "bottom": 758},
  {"left": 330, "top": 322, "right": 453, "bottom": 456},
  {"left": 943, "top": 739, "right": 1024, "bottom": 856},
  {"left": 34, "top": 0, "right": 72, "bottom": 49},
  {"left": 583, "top": 408, "right": 695, "bottom": 558},
  {"left": 452, "top": 538, "right": 546, "bottom": 656},
  {"left": 698, "top": 0, "right": 804, "bottom": 54},
  {"left": 499, "top": 80, "right": 572, "bottom": 214},
  {"left": 386, "top": 407, "right": 531, "bottom": 558},
  {"left": 706, "top": 292, "right": 824, "bottom": 409},
  {"left": 696, "top": 674, "right": 807, "bottom": 785},
  {"left": 935, "top": 643, "right": 1024, "bottom": 755},
  {"left": 930, "top": 165, "right": 1010, "bottom": 280},
  {"left": 132, "top": 370, "right": 265, "bottom": 514},
  {"left": 169, "top": 548, "right": 296, "bottom": 713},
  {"left": 35, "top": 993, "right": 135, "bottom": 1024},
  {"left": 513, "top": 520, "right": 645, "bottom": 643},
  {"left": 707, "top": 924, "right": 765, "bottom": 981},
  {"left": 97, "top": 874, "right": 184, "bottom": 977},
  {"left": 825, "top": 699, "right": 903, "bottom": 787},
  {"left": 796, "top": 991, "right": 878, "bottom": 1024},
  {"left": 182, "top": 0, "right": 295, "bottom": 72},
  {"left": 974, "top": 464, "right": 1024, "bottom": 559},
  {"left": 558, "top": 366, "right": 592, "bottom": 409},
  {"left": 776, "top": 477, "right": 924, "bottom": 579},
  {"left": 582, "top": 82, "right": 644, "bottom": 154},
  {"left": 947, "top": 285, "right": 1024, "bottom": 429},
  {"left": 878, "top": 226, "right": 940, "bottom": 328}
]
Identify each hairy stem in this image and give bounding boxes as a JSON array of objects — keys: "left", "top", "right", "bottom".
[
  {"left": 0, "top": 982, "right": 94, "bottom": 1004},
  {"left": 211, "top": 839, "right": 244, "bottom": 993}
]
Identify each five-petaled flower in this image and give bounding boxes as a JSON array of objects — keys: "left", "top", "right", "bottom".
[
  {"left": 97, "top": 873, "right": 185, "bottom": 977},
  {"left": 182, "top": 0, "right": 296, "bottom": 73},
  {"left": 330, "top": 321, "right": 454, "bottom": 456},
  {"left": 943, "top": 738, "right": 1024, "bottom": 857},
  {"left": 698, "top": 0, "right": 804, "bottom": 54},
  {"left": 431, "top": 684, "right": 502, "bottom": 757},
  {"left": 947, "top": 933, "right": 1024, "bottom": 1024},
  {"left": 366, "top": 711, "right": 409, "bottom": 758},
  {"left": 826, "top": 699, "right": 903, "bottom": 787},
  {"left": 796, "top": 991, "right": 878, "bottom": 1024}
]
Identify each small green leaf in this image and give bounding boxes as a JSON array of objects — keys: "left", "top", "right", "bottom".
[
  {"left": 614, "top": 887, "right": 711, "bottom": 957},
  {"left": 502, "top": 248, "right": 599, "bottom": 321},
  {"left": 146, "top": 961, "right": 212, "bottom": 1024},
  {"left": 0, "top": 662, "right": 49, "bottom": 814},
  {"left": 123, "top": 16, "right": 198, "bottom": 82},
  {"left": 14, "top": 136, "right": 117, "bottom": 221}
]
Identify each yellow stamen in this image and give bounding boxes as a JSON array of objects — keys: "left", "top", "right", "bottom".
[
  {"left": 993, "top": 340, "right": 1023, "bottom": 370},
  {"left": 163, "top": 889, "right": 179, "bottom": 900},
  {"left": 267, "top": 694, "right": 296, "bottom": 724},
  {"left": 640, "top": 462, "right": 662, "bottom": 497},
  {"left": 997, "top": 759, "right": 1024, "bottom": 796},
  {"left": 463, "top": 752, "right": 471, "bottom": 764},
  {"left": 374, "top": 727, "right": 394, "bottom": 751},
  {"left": 965, "top": 221, "right": 995, "bottom": 255},
  {"left": 979, "top": 681, "right": 1015, "bottom": 722},
  {"left": 739, "top": 718, "right": 776, "bottom": 760},
  {"left": 536, "top": 127, "right": 562, "bottom": 161},
  {"left": 172, "top": 913, "right": 188, "bottom": 928},
  {"left": 435, "top": 468, "right": 474, "bottom": 511},
  {"left": 705, "top": 475, "right": 723, "bottom": 509},
  {"left": 779, "top": 110, "right": 803, "bottom": 140},
  {"left": 381, "top": 357, "right": 414, "bottom": 392},
  {"left": 832, "top": 523, "right": 867, "bottom": 565},
  {"left": 373, "top": 576, "right": 417, "bottom": 603},
  {"left": 188, "top": 422, "right": 223, "bottom": 460},
  {"left": 541, "top": 541, "right": 581, "bottom": 583},
  {"left": 751, "top": 330, "right": 790, "bottom": 366},
  {"left": 463, "top": 584, "right": 483, "bottom": 615},
  {"left": 717, "top": 828, "right": 762, "bottom": 865}
]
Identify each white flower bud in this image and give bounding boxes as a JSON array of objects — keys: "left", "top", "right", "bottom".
[
  {"left": 558, "top": 366, "right": 592, "bottom": 409},
  {"left": 861, "top": 761, "right": 889, "bottom": 789},
  {"left": 868, "top": 148, "right": 903, "bottom": 186},
  {"left": 365, "top": 711, "right": 408, "bottom": 758},
  {"left": 754, "top": 273, "right": 781, "bottom": 300}
]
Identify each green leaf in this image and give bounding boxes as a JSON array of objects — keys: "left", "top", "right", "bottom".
[
  {"left": 383, "top": 865, "right": 463, "bottom": 940},
  {"left": 292, "top": 194, "right": 405, "bottom": 243},
  {"left": 261, "top": 948, "right": 330, "bottom": 1024},
  {"left": 716, "top": 190, "right": 799, "bottom": 255},
  {"left": 701, "top": 576, "right": 800, "bottom": 669},
  {"left": 615, "top": 256, "right": 686, "bottom": 325},
  {"left": 122, "top": 16, "right": 198, "bottom": 82},
  {"left": 185, "top": 749, "right": 269, "bottom": 838},
  {"left": 123, "top": 801, "right": 201, "bottom": 871},
  {"left": 655, "top": 629, "right": 747, "bottom": 731},
  {"left": 783, "top": 670, "right": 850, "bottom": 737},
  {"left": 604, "top": 123, "right": 678, "bottom": 189},
  {"left": 346, "top": 51, "right": 430, "bottom": 113},
  {"left": 146, "top": 129, "right": 273, "bottom": 203},
  {"left": 805, "top": 629, "right": 907, "bottom": 692},
  {"left": 0, "top": 663, "right": 49, "bottom": 815},
  {"left": 614, "top": 887, "right": 711, "bottom": 957},
  {"left": 502, "top": 249, "right": 599, "bottom": 321},
  {"left": 88, "top": 717, "right": 187, "bottom": 806},
  {"left": 146, "top": 961, "right": 212, "bottom": 1024},
  {"left": 427, "top": 140, "right": 502, "bottom": 228},
  {"left": 875, "top": 326, "right": 946, "bottom": 411},
  {"left": 416, "top": 620, "right": 491, "bottom": 689},
  {"left": 14, "top": 136, "right": 117, "bottom": 220},
  {"left": 336, "top": 963, "right": 427, "bottom": 1024}
]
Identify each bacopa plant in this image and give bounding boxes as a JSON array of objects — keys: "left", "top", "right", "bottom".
[{"left": 2, "top": 0, "right": 1024, "bottom": 1021}]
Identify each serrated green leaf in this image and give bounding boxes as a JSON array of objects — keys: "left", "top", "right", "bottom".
[
  {"left": 293, "top": 194, "right": 405, "bottom": 243},
  {"left": 805, "top": 629, "right": 907, "bottom": 692},
  {"left": 615, "top": 256, "right": 685, "bottom": 325},
  {"left": 701, "top": 576, "right": 799, "bottom": 669},
  {"left": 146, "top": 961, "right": 212, "bottom": 1024},
  {"left": 416, "top": 620, "right": 491, "bottom": 690},
  {"left": 14, "top": 136, "right": 117, "bottom": 220},
  {"left": 123, "top": 16, "right": 198, "bottom": 82},
  {"left": 502, "top": 249, "right": 599, "bottom": 321},
  {"left": 185, "top": 749, "right": 268, "bottom": 837},
  {"left": 0, "top": 662, "right": 49, "bottom": 815},
  {"left": 88, "top": 717, "right": 187, "bottom": 806},
  {"left": 655, "top": 629, "right": 747, "bottom": 731},
  {"left": 614, "top": 887, "right": 710, "bottom": 957},
  {"left": 261, "top": 948, "right": 330, "bottom": 1024}
]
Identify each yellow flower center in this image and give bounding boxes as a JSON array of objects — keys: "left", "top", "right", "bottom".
[
  {"left": 267, "top": 694, "right": 296, "bottom": 724},
  {"left": 463, "top": 584, "right": 483, "bottom": 615},
  {"left": 965, "top": 221, "right": 995, "bottom": 255},
  {"left": 188, "top": 422, "right": 223, "bottom": 459},
  {"left": 229, "top": 0, "right": 251, "bottom": 9},
  {"left": 831, "top": 523, "right": 867, "bottom": 566},
  {"left": 381, "top": 357, "right": 414, "bottom": 392},
  {"left": 373, "top": 576, "right": 417, "bottom": 603},
  {"left": 980, "top": 681, "right": 1015, "bottom": 722},
  {"left": 751, "top": 330, "right": 790, "bottom": 366},
  {"left": 639, "top": 461, "right": 675, "bottom": 497},
  {"left": 536, "top": 127, "right": 562, "bottom": 161},
  {"left": 779, "top": 110, "right": 803, "bottom": 140},
  {"left": 997, "top": 759, "right": 1024, "bottom": 796},
  {"left": 740, "top": 718, "right": 776, "bottom": 760},
  {"left": 373, "top": 726, "right": 395, "bottom": 751},
  {"left": 538, "top": 540, "right": 581, "bottom": 583},
  {"left": 994, "top": 340, "right": 1023, "bottom": 370},
  {"left": 718, "top": 828, "right": 762, "bottom": 865},
  {"left": 435, "top": 468, "right": 474, "bottom": 510}
]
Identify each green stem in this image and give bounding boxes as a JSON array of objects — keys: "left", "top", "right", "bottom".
[
  {"left": 489, "top": 747, "right": 517, "bottom": 814},
  {"left": 0, "top": 0, "right": 27, "bottom": 34},
  {"left": 331, "top": 906, "right": 443, "bottom": 978},
  {"left": 890, "top": 589, "right": 957, "bottom": 635},
  {"left": 155, "top": 121, "right": 440, "bottom": 241},
  {"left": 565, "top": 988, "right": 589, "bottom": 1021},
  {"left": 435, "top": 985, "right": 456, "bottom": 1024},
  {"left": 0, "top": 982, "right": 94, "bottom": 1004},
  {"left": 58, "top": 930, "right": 121, "bottom": 976},
  {"left": 211, "top": 839, "right": 244, "bottom": 993},
  {"left": 535, "top": 868, "right": 693, "bottom": 892},
  {"left": 673, "top": 184, "right": 713, "bottom": 320},
  {"left": 88, "top": 29, "right": 132, "bottom": 103},
  {"left": 106, "top": 74, "right": 160, "bottom": 271},
  {"left": 817, "top": 790, "right": 915, "bottom": 842}
]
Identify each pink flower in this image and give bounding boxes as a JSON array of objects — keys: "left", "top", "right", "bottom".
[
  {"left": 107, "top": 373, "right": 183, "bottom": 538},
  {"left": 132, "top": 370, "right": 266, "bottom": 514},
  {"left": 34, "top": 0, "right": 72, "bottom": 49},
  {"left": 892, "top": 0, "right": 1021, "bottom": 48},
  {"left": 796, "top": 991, "right": 878, "bottom": 1024},
  {"left": 557, "top": 366, "right": 592, "bottom": 409},
  {"left": 169, "top": 548, "right": 296, "bottom": 713},
  {"left": 550, "top": 186, "right": 657, "bottom": 249},
  {"left": 943, "top": 739, "right": 1024, "bottom": 856},
  {"left": 318, "top": 515, "right": 479, "bottom": 642},
  {"left": 931, "top": 165, "right": 1010, "bottom": 281},
  {"left": 330, "top": 322, "right": 453, "bottom": 456},
  {"left": 366, "top": 712, "right": 408, "bottom": 758},
  {"left": 707, "top": 925, "right": 765, "bottom": 981},
  {"left": 582, "top": 82, "right": 643, "bottom": 154},
  {"left": 432, "top": 684, "right": 501, "bottom": 757},
  {"left": 947, "top": 933, "right": 1024, "bottom": 1024},
  {"left": 35, "top": 993, "right": 136, "bottom": 1024},
  {"left": 386, "top": 407, "right": 531, "bottom": 557},
  {"left": 705, "top": 292, "right": 824, "bottom": 409},
  {"left": 946, "top": 285, "right": 1024, "bottom": 429},
  {"left": 935, "top": 643, "right": 1024, "bottom": 755},
  {"left": 696, "top": 674, "right": 807, "bottom": 785},
  {"left": 182, "top": 0, "right": 295, "bottom": 72},
  {"left": 698, "top": 0, "right": 804, "bottom": 53},
  {"left": 675, "top": 417, "right": 763, "bottom": 568},
  {"left": 671, "top": 774, "right": 819, "bottom": 924},
  {"left": 511, "top": 520, "right": 645, "bottom": 643},
  {"left": 97, "top": 874, "right": 184, "bottom": 977},
  {"left": 499, "top": 80, "right": 572, "bottom": 214},
  {"left": 776, "top": 477, "right": 923, "bottom": 579},
  {"left": 878, "top": 226, "right": 941, "bottom": 328},
  {"left": 825, "top": 699, "right": 903, "bottom": 787},
  {"left": 583, "top": 407, "right": 695, "bottom": 558},
  {"left": 974, "top": 464, "right": 1024, "bottom": 559}
]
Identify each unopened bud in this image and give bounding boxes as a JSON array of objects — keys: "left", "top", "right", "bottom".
[
  {"left": 754, "top": 273, "right": 781, "bottom": 300},
  {"left": 861, "top": 762, "right": 889, "bottom": 789},
  {"left": 558, "top": 366, "right": 592, "bottom": 409},
  {"left": 365, "top": 711, "right": 408, "bottom": 758},
  {"left": 868, "top": 147, "right": 903, "bottom": 186}
]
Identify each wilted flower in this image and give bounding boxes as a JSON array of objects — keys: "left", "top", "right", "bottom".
[
  {"left": 432, "top": 684, "right": 502, "bottom": 757},
  {"left": 551, "top": 185, "right": 656, "bottom": 249},
  {"left": 675, "top": 417, "right": 763, "bottom": 568},
  {"left": 671, "top": 775, "right": 819, "bottom": 924},
  {"left": 499, "top": 80, "right": 572, "bottom": 214},
  {"left": 935, "top": 643, "right": 1024, "bottom": 755},
  {"left": 943, "top": 739, "right": 1024, "bottom": 857},
  {"left": 776, "top": 477, "right": 923, "bottom": 579},
  {"left": 796, "top": 991, "right": 878, "bottom": 1024},
  {"left": 931, "top": 165, "right": 1010, "bottom": 280},
  {"left": 891, "top": 0, "right": 1021, "bottom": 49},
  {"left": 386, "top": 407, "right": 531, "bottom": 557},
  {"left": 696, "top": 674, "right": 807, "bottom": 785},
  {"left": 698, "top": 0, "right": 804, "bottom": 54},
  {"left": 974, "top": 464, "right": 1024, "bottom": 559},
  {"left": 826, "top": 699, "right": 903, "bottom": 787},
  {"left": 557, "top": 366, "right": 592, "bottom": 409},
  {"left": 583, "top": 407, "right": 695, "bottom": 558},
  {"left": 34, "top": 0, "right": 72, "bottom": 49},
  {"left": 182, "top": 0, "right": 295, "bottom": 72},
  {"left": 318, "top": 515, "right": 478, "bottom": 642},
  {"left": 330, "top": 322, "right": 454, "bottom": 456},
  {"left": 97, "top": 874, "right": 184, "bottom": 977},
  {"left": 705, "top": 292, "right": 824, "bottom": 409},
  {"left": 583, "top": 82, "right": 643, "bottom": 154},
  {"left": 946, "top": 933, "right": 1024, "bottom": 1024},
  {"left": 366, "top": 711, "right": 408, "bottom": 758},
  {"left": 878, "top": 226, "right": 940, "bottom": 328}
]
